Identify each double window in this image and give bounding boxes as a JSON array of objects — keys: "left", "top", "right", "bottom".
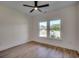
[{"left": 39, "top": 19, "right": 61, "bottom": 40}]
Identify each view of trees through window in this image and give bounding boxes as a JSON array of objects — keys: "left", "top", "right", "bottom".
[
  {"left": 50, "top": 20, "right": 61, "bottom": 39},
  {"left": 39, "top": 19, "right": 61, "bottom": 39},
  {"left": 39, "top": 21, "right": 47, "bottom": 37}
]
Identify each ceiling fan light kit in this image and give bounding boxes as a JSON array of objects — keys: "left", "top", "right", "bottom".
[{"left": 34, "top": 7, "right": 38, "bottom": 10}]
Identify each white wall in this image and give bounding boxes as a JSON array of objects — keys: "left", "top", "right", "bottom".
[
  {"left": 78, "top": 4, "right": 79, "bottom": 51},
  {"left": 31, "top": 4, "right": 78, "bottom": 51},
  {"left": 0, "top": 5, "right": 31, "bottom": 51},
  {"left": 76, "top": 3, "right": 79, "bottom": 51}
]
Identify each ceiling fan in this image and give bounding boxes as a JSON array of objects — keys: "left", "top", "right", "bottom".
[{"left": 23, "top": 1, "right": 49, "bottom": 13}]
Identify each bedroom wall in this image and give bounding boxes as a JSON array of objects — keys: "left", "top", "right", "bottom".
[
  {"left": 0, "top": 5, "right": 31, "bottom": 51},
  {"left": 31, "top": 4, "right": 78, "bottom": 51},
  {"left": 76, "top": 3, "right": 79, "bottom": 52}
]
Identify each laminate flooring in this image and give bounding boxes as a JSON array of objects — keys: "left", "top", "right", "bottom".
[{"left": 0, "top": 41, "right": 79, "bottom": 58}]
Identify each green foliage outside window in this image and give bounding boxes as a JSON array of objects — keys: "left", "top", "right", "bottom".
[{"left": 50, "top": 24, "right": 60, "bottom": 31}]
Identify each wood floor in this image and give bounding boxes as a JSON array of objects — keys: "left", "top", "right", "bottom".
[{"left": 0, "top": 41, "right": 79, "bottom": 58}]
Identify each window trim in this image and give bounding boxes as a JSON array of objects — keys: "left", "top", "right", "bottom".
[
  {"left": 49, "top": 19, "right": 62, "bottom": 40},
  {"left": 38, "top": 19, "right": 62, "bottom": 40},
  {"left": 38, "top": 21, "right": 47, "bottom": 38}
]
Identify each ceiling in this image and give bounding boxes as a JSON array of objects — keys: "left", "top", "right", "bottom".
[{"left": 0, "top": 1, "right": 77, "bottom": 16}]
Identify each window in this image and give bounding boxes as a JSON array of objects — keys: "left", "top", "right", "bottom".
[
  {"left": 39, "top": 19, "right": 61, "bottom": 40},
  {"left": 39, "top": 21, "right": 47, "bottom": 37},
  {"left": 50, "top": 20, "right": 61, "bottom": 39}
]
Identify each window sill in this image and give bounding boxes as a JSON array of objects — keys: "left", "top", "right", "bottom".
[{"left": 38, "top": 37, "right": 62, "bottom": 41}]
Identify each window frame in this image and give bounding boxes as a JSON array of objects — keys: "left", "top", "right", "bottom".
[
  {"left": 49, "top": 19, "right": 62, "bottom": 40},
  {"left": 38, "top": 21, "right": 48, "bottom": 38},
  {"left": 38, "top": 19, "right": 62, "bottom": 40}
]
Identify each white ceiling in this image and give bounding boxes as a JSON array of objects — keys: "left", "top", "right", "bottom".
[{"left": 0, "top": 1, "right": 77, "bottom": 16}]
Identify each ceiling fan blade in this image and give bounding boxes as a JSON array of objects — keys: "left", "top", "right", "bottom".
[
  {"left": 30, "top": 9, "right": 34, "bottom": 13},
  {"left": 35, "top": 1, "right": 38, "bottom": 6},
  {"left": 38, "top": 4, "right": 49, "bottom": 8},
  {"left": 38, "top": 9, "right": 42, "bottom": 12},
  {"left": 23, "top": 4, "right": 34, "bottom": 7}
]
